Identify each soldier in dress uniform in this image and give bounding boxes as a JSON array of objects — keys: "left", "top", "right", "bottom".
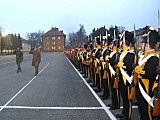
[
  {"left": 15, "top": 47, "right": 23, "bottom": 73},
  {"left": 134, "top": 28, "right": 159, "bottom": 120},
  {"left": 30, "top": 46, "right": 41, "bottom": 76},
  {"left": 82, "top": 44, "right": 89, "bottom": 78},
  {"left": 93, "top": 37, "right": 102, "bottom": 92},
  {"left": 73, "top": 48, "right": 79, "bottom": 69},
  {"left": 116, "top": 30, "right": 135, "bottom": 120},
  {"left": 100, "top": 35, "right": 113, "bottom": 100},
  {"left": 77, "top": 47, "right": 83, "bottom": 72},
  {"left": 90, "top": 41, "right": 97, "bottom": 87},
  {"left": 153, "top": 29, "right": 160, "bottom": 120},
  {"left": 107, "top": 39, "right": 121, "bottom": 109},
  {"left": 86, "top": 43, "right": 94, "bottom": 83}
]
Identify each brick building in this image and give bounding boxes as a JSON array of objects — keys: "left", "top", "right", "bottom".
[{"left": 42, "top": 27, "right": 66, "bottom": 52}]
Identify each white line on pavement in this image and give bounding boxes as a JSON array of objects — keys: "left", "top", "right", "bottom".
[
  {"left": 0, "top": 106, "right": 138, "bottom": 109},
  {"left": 65, "top": 55, "right": 117, "bottom": 120},
  {"left": 0, "top": 106, "right": 104, "bottom": 110},
  {"left": 0, "top": 63, "right": 50, "bottom": 112}
]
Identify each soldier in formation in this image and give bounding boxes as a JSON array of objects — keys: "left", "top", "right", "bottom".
[
  {"left": 134, "top": 28, "right": 159, "bottom": 120},
  {"left": 66, "top": 27, "right": 160, "bottom": 120}
]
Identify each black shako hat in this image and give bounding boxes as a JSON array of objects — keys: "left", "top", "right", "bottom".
[
  {"left": 142, "top": 28, "right": 158, "bottom": 47},
  {"left": 83, "top": 43, "right": 88, "bottom": 49},
  {"left": 120, "top": 30, "right": 134, "bottom": 45},
  {"left": 96, "top": 37, "right": 101, "bottom": 45},
  {"left": 89, "top": 43, "right": 93, "bottom": 50},
  {"left": 107, "top": 36, "right": 113, "bottom": 45}
]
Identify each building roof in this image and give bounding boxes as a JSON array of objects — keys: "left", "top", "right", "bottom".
[
  {"left": 42, "top": 27, "right": 66, "bottom": 37},
  {"left": 132, "top": 26, "right": 150, "bottom": 36},
  {"left": 92, "top": 26, "right": 107, "bottom": 37}
]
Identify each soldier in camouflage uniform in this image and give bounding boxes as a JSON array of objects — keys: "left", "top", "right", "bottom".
[{"left": 16, "top": 47, "right": 23, "bottom": 73}]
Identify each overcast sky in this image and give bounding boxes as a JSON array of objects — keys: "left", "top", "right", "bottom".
[{"left": 0, "top": 0, "right": 160, "bottom": 38}]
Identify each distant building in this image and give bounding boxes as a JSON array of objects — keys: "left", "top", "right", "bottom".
[
  {"left": 133, "top": 26, "right": 150, "bottom": 48},
  {"left": 21, "top": 38, "right": 31, "bottom": 52},
  {"left": 42, "top": 27, "right": 66, "bottom": 52},
  {"left": 3, "top": 34, "right": 31, "bottom": 53}
]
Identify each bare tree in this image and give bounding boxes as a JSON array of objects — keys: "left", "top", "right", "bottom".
[
  {"left": 26, "top": 30, "right": 44, "bottom": 48},
  {"left": 76, "top": 24, "right": 87, "bottom": 40},
  {"left": 0, "top": 26, "right": 4, "bottom": 54},
  {"left": 66, "top": 24, "right": 87, "bottom": 47},
  {"left": 0, "top": 27, "right": 3, "bottom": 36}
]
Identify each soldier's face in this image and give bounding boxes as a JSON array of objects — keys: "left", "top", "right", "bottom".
[
  {"left": 109, "top": 44, "right": 113, "bottom": 49},
  {"left": 34, "top": 47, "right": 38, "bottom": 50},
  {"left": 140, "top": 43, "right": 146, "bottom": 51},
  {"left": 155, "top": 42, "right": 160, "bottom": 49}
]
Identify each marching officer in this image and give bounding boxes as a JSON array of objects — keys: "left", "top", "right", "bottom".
[
  {"left": 15, "top": 47, "right": 23, "bottom": 73},
  {"left": 135, "top": 28, "right": 159, "bottom": 120},
  {"left": 116, "top": 30, "right": 135, "bottom": 120},
  {"left": 30, "top": 46, "right": 41, "bottom": 76}
]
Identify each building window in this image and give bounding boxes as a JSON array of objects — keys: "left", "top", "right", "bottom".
[
  {"left": 47, "top": 47, "right": 49, "bottom": 50},
  {"left": 47, "top": 41, "right": 49, "bottom": 45},
  {"left": 52, "top": 37, "right": 55, "bottom": 39},
  {"left": 58, "top": 36, "right": 60, "bottom": 39},
  {"left": 54, "top": 46, "right": 55, "bottom": 49},
  {"left": 54, "top": 41, "right": 55, "bottom": 45},
  {"left": 58, "top": 46, "right": 60, "bottom": 49},
  {"left": 47, "top": 37, "right": 49, "bottom": 40},
  {"left": 58, "top": 41, "right": 61, "bottom": 45}
]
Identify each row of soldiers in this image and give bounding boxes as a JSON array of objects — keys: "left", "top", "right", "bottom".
[{"left": 66, "top": 27, "right": 160, "bottom": 120}]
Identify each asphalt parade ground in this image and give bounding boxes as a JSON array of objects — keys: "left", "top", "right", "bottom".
[{"left": 0, "top": 52, "right": 139, "bottom": 120}]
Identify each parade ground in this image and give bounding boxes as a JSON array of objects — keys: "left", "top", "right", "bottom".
[{"left": 0, "top": 52, "right": 139, "bottom": 120}]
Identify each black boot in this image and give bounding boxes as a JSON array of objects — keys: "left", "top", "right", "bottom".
[
  {"left": 35, "top": 68, "right": 38, "bottom": 76},
  {"left": 19, "top": 68, "right": 21, "bottom": 72},
  {"left": 17, "top": 67, "right": 21, "bottom": 73}
]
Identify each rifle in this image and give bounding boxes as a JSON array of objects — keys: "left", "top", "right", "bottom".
[{"left": 152, "top": 10, "right": 160, "bottom": 116}]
